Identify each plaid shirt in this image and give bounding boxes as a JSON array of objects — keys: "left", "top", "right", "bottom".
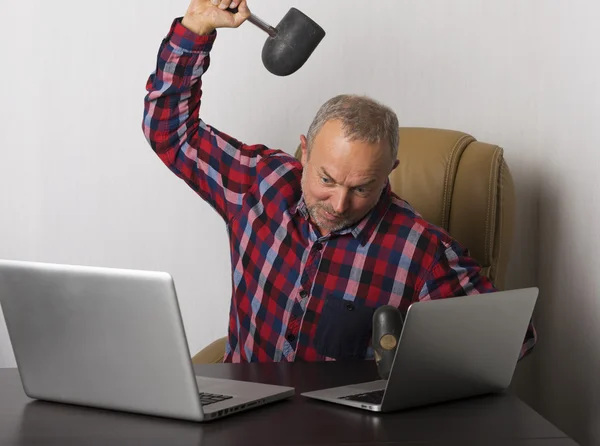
[{"left": 143, "top": 18, "right": 536, "bottom": 363}]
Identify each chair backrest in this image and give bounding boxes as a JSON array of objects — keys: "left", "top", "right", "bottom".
[
  {"left": 295, "top": 127, "right": 515, "bottom": 290},
  {"left": 193, "top": 127, "right": 517, "bottom": 364}
]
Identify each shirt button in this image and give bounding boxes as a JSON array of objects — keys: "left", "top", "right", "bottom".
[
  {"left": 346, "top": 302, "right": 355, "bottom": 311},
  {"left": 314, "top": 242, "right": 323, "bottom": 251},
  {"left": 300, "top": 290, "right": 308, "bottom": 299},
  {"left": 286, "top": 333, "right": 296, "bottom": 342}
]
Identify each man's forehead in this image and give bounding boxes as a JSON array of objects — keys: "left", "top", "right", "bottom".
[{"left": 310, "top": 139, "right": 390, "bottom": 169}]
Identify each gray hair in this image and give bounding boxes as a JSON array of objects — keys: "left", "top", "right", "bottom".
[{"left": 306, "top": 95, "right": 400, "bottom": 162}]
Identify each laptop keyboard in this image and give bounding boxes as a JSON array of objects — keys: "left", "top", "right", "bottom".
[
  {"left": 339, "top": 389, "right": 385, "bottom": 405},
  {"left": 199, "top": 392, "right": 234, "bottom": 406}
]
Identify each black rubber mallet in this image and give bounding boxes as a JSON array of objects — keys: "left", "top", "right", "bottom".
[
  {"left": 372, "top": 305, "right": 404, "bottom": 380},
  {"left": 230, "top": 6, "right": 326, "bottom": 76}
]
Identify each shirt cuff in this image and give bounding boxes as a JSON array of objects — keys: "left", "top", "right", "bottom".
[{"left": 166, "top": 17, "right": 217, "bottom": 53}]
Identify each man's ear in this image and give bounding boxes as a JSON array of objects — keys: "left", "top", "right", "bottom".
[
  {"left": 300, "top": 135, "right": 308, "bottom": 167},
  {"left": 391, "top": 159, "right": 400, "bottom": 172}
]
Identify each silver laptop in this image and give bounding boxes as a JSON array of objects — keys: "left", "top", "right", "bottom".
[
  {"left": 0, "top": 259, "right": 294, "bottom": 422},
  {"left": 301, "top": 287, "right": 538, "bottom": 412}
]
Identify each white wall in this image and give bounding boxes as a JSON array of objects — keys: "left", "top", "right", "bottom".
[{"left": 1, "top": 1, "right": 599, "bottom": 444}]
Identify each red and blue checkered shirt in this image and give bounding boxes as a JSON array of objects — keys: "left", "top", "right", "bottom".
[{"left": 143, "top": 18, "right": 536, "bottom": 363}]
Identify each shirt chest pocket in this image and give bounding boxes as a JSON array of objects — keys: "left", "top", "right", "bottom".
[{"left": 314, "top": 293, "right": 375, "bottom": 360}]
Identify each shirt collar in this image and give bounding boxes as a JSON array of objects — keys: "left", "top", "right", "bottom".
[{"left": 290, "top": 195, "right": 308, "bottom": 218}]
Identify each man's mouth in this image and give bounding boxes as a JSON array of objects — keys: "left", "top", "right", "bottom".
[{"left": 322, "top": 209, "right": 343, "bottom": 221}]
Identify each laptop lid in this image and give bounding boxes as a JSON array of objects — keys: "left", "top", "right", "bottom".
[
  {"left": 381, "top": 287, "right": 538, "bottom": 411},
  {"left": 0, "top": 259, "right": 205, "bottom": 421}
]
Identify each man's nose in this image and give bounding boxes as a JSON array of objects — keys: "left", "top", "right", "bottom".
[{"left": 332, "top": 190, "right": 350, "bottom": 215}]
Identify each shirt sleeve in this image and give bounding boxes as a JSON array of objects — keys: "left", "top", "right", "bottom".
[
  {"left": 142, "top": 18, "right": 279, "bottom": 222},
  {"left": 417, "top": 240, "right": 537, "bottom": 360}
]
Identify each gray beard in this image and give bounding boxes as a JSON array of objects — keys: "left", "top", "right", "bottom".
[
  {"left": 301, "top": 169, "right": 358, "bottom": 233},
  {"left": 306, "top": 204, "right": 354, "bottom": 233}
]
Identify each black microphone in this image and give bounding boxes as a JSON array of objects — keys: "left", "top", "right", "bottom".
[{"left": 372, "top": 305, "right": 404, "bottom": 380}]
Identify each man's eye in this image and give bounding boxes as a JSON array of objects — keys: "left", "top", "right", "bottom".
[{"left": 321, "top": 177, "right": 331, "bottom": 184}]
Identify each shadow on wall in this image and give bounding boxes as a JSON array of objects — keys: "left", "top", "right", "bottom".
[
  {"left": 533, "top": 171, "right": 600, "bottom": 446},
  {"left": 506, "top": 170, "right": 541, "bottom": 410},
  {"left": 0, "top": 307, "right": 16, "bottom": 368}
]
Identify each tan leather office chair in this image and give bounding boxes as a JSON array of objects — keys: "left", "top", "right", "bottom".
[{"left": 191, "top": 127, "right": 516, "bottom": 364}]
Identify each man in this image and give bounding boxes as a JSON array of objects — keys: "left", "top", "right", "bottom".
[{"left": 142, "top": 0, "right": 536, "bottom": 363}]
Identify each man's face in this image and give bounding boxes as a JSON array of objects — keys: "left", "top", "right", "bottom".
[{"left": 300, "top": 120, "right": 398, "bottom": 236}]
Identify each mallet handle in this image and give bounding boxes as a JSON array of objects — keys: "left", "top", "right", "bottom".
[{"left": 229, "top": 7, "right": 278, "bottom": 38}]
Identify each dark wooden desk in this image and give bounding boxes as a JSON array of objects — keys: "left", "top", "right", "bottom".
[{"left": 0, "top": 361, "right": 577, "bottom": 446}]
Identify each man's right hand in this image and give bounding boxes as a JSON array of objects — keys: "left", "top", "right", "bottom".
[{"left": 182, "top": 0, "right": 251, "bottom": 36}]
